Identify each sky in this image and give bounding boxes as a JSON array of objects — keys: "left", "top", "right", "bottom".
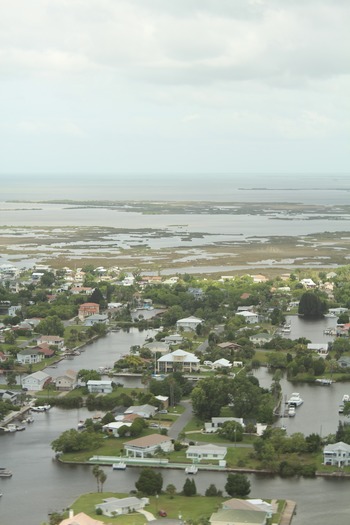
[{"left": 0, "top": 0, "right": 349, "bottom": 177}]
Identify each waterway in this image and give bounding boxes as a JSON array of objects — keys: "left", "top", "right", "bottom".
[{"left": 1, "top": 324, "right": 350, "bottom": 524}]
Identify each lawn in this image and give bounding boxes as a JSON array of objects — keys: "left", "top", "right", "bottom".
[{"left": 71, "top": 492, "right": 225, "bottom": 523}]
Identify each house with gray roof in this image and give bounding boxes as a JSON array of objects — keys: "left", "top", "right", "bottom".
[
  {"left": 17, "top": 348, "right": 44, "bottom": 365},
  {"left": 95, "top": 496, "right": 149, "bottom": 517},
  {"left": 210, "top": 509, "right": 267, "bottom": 525},
  {"left": 323, "top": 441, "right": 350, "bottom": 467}
]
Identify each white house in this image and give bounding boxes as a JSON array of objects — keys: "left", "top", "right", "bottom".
[
  {"left": 95, "top": 497, "right": 148, "bottom": 517},
  {"left": 17, "top": 348, "right": 44, "bottom": 365},
  {"left": 157, "top": 349, "right": 200, "bottom": 373},
  {"left": 210, "top": 509, "right": 267, "bottom": 525},
  {"left": 223, "top": 498, "right": 273, "bottom": 519},
  {"left": 323, "top": 441, "right": 350, "bottom": 466},
  {"left": 84, "top": 314, "right": 109, "bottom": 326},
  {"left": 124, "top": 404, "right": 157, "bottom": 419},
  {"left": 236, "top": 311, "right": 259, "bottom": 324},
  {"left": 204, "top": 417, "right": 245, "bottom": 433},
  {"left": 250, "top": 333, "right": 273, "bottom": 345},
  {"left": 86, "top": 380, "right": 113, "bottom": 394},
  {"left": 300, "top": 278, "right": 317, "bottom": 288},
  {"left": 176, "top": 316, "right": 203, "bottom": 331},
  {"left": 102, "top": 421, "right": 132, "bottom": 437},
  {"left": 124, "top": 434, "right": 174, "bottom": 458},
  {"left": 212, "top": 358, "right": 232, "bottom": 369},
  {"left": 186, "top": 443, "right": 227, "bottom": 462},
  {"left": 307, "top": 343, "right": 329, "bottom": 357},
  {"left": 22, "top": 371, "right": 51, "bottom": 391}
]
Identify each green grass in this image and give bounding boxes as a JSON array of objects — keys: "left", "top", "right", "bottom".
[{"left": 71, "top": 492, "right": 225, "bottom": 523}]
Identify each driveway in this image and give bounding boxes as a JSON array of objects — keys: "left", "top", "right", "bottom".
[{"left": 168, "top": 399, "right": 193, "bottom": 440}]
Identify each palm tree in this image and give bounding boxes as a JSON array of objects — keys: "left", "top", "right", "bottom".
[
  {"left": 92, "top": 465, "right": 102, "bottom": 492},
  {"left": 99, "top": 471, "right": 107, "bottom": 492}
]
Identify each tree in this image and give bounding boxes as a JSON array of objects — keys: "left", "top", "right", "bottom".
[
  {"left": 6, "top": 371, "right": 17, "bottom": 387},
  {"left": 51, "top": 429, "right": 103, "bottom": 453},
  {"left": 191, "top": 377, "right": 229, "bottom": 419},
  {"left": 205, "top": 484, "right": 222, "bottom": 497},
  {"left": 165, "top": 483, "right": 176, "bottom": 498},
  {"left": 225, "top": 473, "right": 251, "bottom": 497},
  {"left": 37, "top": 315, "right": 64, "bottom": 336},
  {"left": 183, "top": 478, "right": 197, "bottom": 496},
  {"left": 218, "top": 421, "right": 244, "bottom": 442},
  {"left": 92, "top": 465, "right": 103, "bottom": 492},
  {"left": 298, "top": 292, "right": 327, "bottom": 319},
  {"left": 135, "top": 468, "right": 163, "bottom": 495}
]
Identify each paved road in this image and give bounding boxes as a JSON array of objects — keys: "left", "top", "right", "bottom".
[{"left": 168, "top": 399, "right": 193, "bottom": 440}]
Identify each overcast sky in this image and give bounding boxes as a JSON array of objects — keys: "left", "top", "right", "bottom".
[{"left": 0, "top": 0, "right": 349, "bottom": 176}]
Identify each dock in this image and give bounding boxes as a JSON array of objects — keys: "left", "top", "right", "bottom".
[{"left": 279, "top": 500, "right": 297, "bottom": 525}]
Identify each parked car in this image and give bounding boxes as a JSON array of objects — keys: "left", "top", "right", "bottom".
[
  {"left": 158, "top": 410, "right": 168, "bottom": 414},
  {"left": 158, "top": 510, "right": 167, "bottom": 517}
]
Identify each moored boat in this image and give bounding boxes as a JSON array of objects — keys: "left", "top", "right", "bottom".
[
  {"left": 287, "top": 392, "right": 304, "bottom": 407},
  {"left": 112, "top": 462, "right": 127, "bottom": 470},
  {"left": 288, "top": 406, "right": 296, "bottom": 417},
  {"left": 185, "top": 465, "right": 198, "bottom": 474},
  {"left": 0, "top": 468, "right": 12, "bottom": 478}
]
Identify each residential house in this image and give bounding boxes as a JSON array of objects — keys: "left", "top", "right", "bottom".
[
  {"left": 163, "top": 334, "right": 183, "bottom": 345},
  {"left": 102, "top": 421, "right": 132, "bottom": 437},
  {"left": 187, "top": 287, "right": 204, "bottom": 299},
  {"left": 223, "top": 498, "right": 273, "bottom": 518},
  {"left": 58, "top": 510, "right": 104, "bottom": 525},
  {"left": 78, "top": 302, "right": 100, "bottom": 321},
  {"left": 300, "top": 278, "right": 317, "bottom": 288},
  {"left": 84, "top": 314, "right": 108, "bottom": 326},
  {"left": 55, "top": 370, "right": 78, "bottom": 391},
  {"left": 176, "top": 316, "right": 203, "bottom": 331},
  {"left": 307, "top": 343, "right": 329, "bottom": 357},
  {"left": 0, "top": 389, "right": 19, "bottom": 404},
  {"left": 212, "top": 358, "right": 232, "bottom": 369},
  {"left": 186, "top": 443, "right": 227, "bottom": 462},
  {"left": 8, "top": 305, "right": 21, "bottom": 316},
  {"left": 217, "top": 342, "right": 242, "bottom": 352},
  {"left": 323, "top": 441, "right": 350, "bottom": 466},
  {"left": 143, "top": 341, "right": 170, "bottom": 355},
  {"left": 155, "top": 395, "right": 169, "bottom": 409},
  {"left": 86, "top": 380, "right": 113, "bottom": 394},
  {"left": 250, "top": 333, "right": 273, "bottom": 346},
  {"left": 124, "top": 434, "right": 174, "bottom": 458},
  {"left": 22, "top": 371, "right": 51, "bottom": 391},
  {"left": 95, "top": 496, "right": 149, "bottom": 517},
  {"left": 210, "top": 509, "right": 267, "bottom": 525},
  {"left": 17, "top": 348, "right": 44, "bottom": 365},
  {"left": 124, "top": 404, "right": 157, "bottom": 419},
  {"left": 36, "top": 335, "right": 65, "bottom": 350},
  {"left": 236, "top": 311, "right": 259, "bottom": 324},
  {"left": 157, "top": 349, "right": 200, "bottom": 373},
  {"left": 204, "top": 417, "right": 245, "bottom": 433},
  {"left": 71, "top": 286, "right": 95, "bottom": 295},
  {"left": 35, "top": 343, "right": 55, "bottom": 359},
  {"left": 337, "top": 356, "right": 350, "bottom": 368}
]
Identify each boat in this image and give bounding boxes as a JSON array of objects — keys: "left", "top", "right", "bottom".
[
  {"left": 24, "top": 416, "right": 34, "bottom": 424},
  {"left": 339, "top": 395, "right": 350, "bottom": 413},
  {"left": 6, "top": 424, "right": 17, "bottom": 433},
  {"left": 31, "top": 404, "right": 51, "bottom": 412},
  {"left": 0, "top": 468, "right": 12, "bottom": 478},
  {"left": 112, "top": 462, "right": 127, "bottom": 470},
  {"left": 288, "top": 406, "right": 296, "bottom": 417},
  {"left": 315, "top": 378, "right": 333, "bottom": 386},
  {"left": 185, "top": 465, "right": 198, "bottom": 474},
  {"left": 77, "top": 421, "right": 86, "bottom": 430},
  {"left": 287, "top": 393, "right": 304, "bottom": 407}
]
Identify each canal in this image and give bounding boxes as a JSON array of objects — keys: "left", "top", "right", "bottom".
[{"left": 1, "top": 321, "right": 350, "bottom": 524}]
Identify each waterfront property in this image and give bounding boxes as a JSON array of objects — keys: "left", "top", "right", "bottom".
[
  {"left": 176, "top": 316, "right": 203, "bottom": 331},
  {"left": 16, "top": 348, "right": 44, "bottom": 365},
  {"left": 223, "top": 498, "right": 273, "bottom": 519},
  {"left": 78, "top": 302, "right": 100, "bottom": 321},
  {"left": 210, "top": 509, "right": 267, "bottom": 525},
  {"left": 124, "top": 404, "right": 157, "bottom": 419},
  {"left": 59, "top": 511, "right": 104, "bottom": 525},
  {"left": 55, "top": 370, "right": 78, "bottom": 391},
  {"left": 186, "top": 444, "right": 227, "bottom": 463},
  {"left": 323, "top": 441, "right": 350, "bottom": 467},
  {"left": 157, "top": 349, "right": 200, "bottom": 373},
  {"left": 95, "top": 496, "right": 149, "bottom": 517},
  {"left": 86, "top": 380, "right": 113, "bottom": 394},
  {"left": 21, "top": 370, "right": 52, "bottom": 391},
  {"left": 124, "top": 434, "right": 174, "bottom": 458},
  {"left": 84, "top": 314, "right": 109, "bottom": 326},
  {"left": 102, "top": 421, "right": 132, "bottom": 437}
]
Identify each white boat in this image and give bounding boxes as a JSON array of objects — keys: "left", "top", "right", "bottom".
[
  {"left": 31, "top": 404, "right": 51, "bottom": 412},
  {"left": 288, "top": 406, "right": 296, "bottom": 417},
  {"left": 339, "top": 395, "right": 350, "bottom": 413},
  {"left": 315, "top": 378, "right": 333, "bottom": 386},
  {"left": 0, "top": 468, "right": 12, "bottom": 478},
  {"left": 6, "top": 424, "right": 17, "bottom": 433},
  {"left": 112, "top": 462, "right": 127, "bottom": 470},
  {"left": 287, "top": 393, "right": 304, "bottom": 407},
  {"left": 185, "top": 465, "right": 198, "bottom": 474}
]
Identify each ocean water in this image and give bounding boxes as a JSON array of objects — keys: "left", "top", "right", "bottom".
[{"left": 1, "top": 172, "right": 350, "bottom": 203}]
